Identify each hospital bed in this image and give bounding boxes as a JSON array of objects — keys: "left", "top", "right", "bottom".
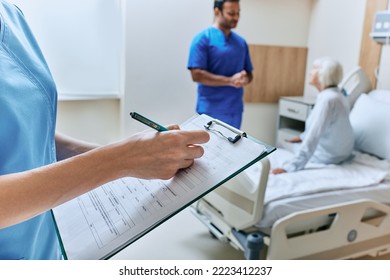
[{"left": 191, "top": 69, "right": 390, "bottom": 260}]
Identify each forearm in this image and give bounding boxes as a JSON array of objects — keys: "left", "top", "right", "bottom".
[
  {"left": 0, "top": 143, "right": 125, "bottom": 228},
  {"left": 190, "top": 69, "right": 252, "bottom": 88},
  {"left": 190, "top": 68, "right": 233, "bottom": 87},
  {"left": 0, "top": 129, "right": 209, "bottom": 229},
  {"left": 55, "top": 132, "right": 99, "bottom": 160}
]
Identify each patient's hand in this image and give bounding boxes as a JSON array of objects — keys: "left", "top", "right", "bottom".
[
  {"left": 286, "top": 137, "right": 302, "bottom": 143},
  {"left": 271, "top": 168, "right": 287, "bottom": 175}
]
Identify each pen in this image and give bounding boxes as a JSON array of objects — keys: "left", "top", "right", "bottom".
[{"left": 130, "top": 112, "right": 168, "bottom": 132}]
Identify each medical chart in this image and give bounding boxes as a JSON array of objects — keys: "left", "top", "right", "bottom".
[{"left": 52, "top": 114, "right": 269, "bottom": 259}]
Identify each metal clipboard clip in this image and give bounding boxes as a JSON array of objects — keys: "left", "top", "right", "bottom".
[{"left": 204, "top": 119, "right": 247, "bottom": 144}]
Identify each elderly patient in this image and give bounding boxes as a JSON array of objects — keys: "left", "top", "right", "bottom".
[{"left": 272, "top": 57, "right": 354, "bottom": 174}]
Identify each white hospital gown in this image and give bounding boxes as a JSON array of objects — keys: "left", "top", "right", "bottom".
[{"left": 283, "top": 88, "right": 354, "bottom": 172}]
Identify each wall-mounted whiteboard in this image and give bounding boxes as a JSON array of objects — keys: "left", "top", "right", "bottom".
[{"left": 9, "top": 0, "right": 123, "bottom": 99}]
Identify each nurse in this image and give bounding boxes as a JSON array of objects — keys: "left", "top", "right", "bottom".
[
  {"left": 272, "top": 57, "right": 354, "bottom": 174},
  {"left": 0, "top": 1, "right": 209, "bottom": 259}
]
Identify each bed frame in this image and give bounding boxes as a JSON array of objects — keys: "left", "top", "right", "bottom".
[
  {"left": 192, "top": 67, "right": 390, "bottom": 259},
  {"left": 191, "top": 157, "right": 390, "bottom": 259}
]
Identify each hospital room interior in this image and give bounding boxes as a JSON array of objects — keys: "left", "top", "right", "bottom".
[{"left": 11, "top": 0, "right": 390, "bottom": 260}]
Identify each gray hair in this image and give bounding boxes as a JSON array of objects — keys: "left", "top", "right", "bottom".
[{"left": 313, "top": 57, "right": 343, "bottom": 87}]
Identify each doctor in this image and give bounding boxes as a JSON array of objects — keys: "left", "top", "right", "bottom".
[
  {"left": 187, "top": 0, "right": 253, "bottom": 129},
  {"left": 272, "top": 57, "right": 354, "bottom": 174},
  {"left": 0, "top": 0, "right": 209, "bottom": 259}
]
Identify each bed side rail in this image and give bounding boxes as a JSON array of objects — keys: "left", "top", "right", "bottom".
[
  {"left": 267, "top": 199, "right": 390, "bottom": 259},
  {"left": 200, "top": 157, "right": 270, "bottom": 230}
]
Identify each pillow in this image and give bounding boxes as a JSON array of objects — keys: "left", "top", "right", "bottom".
[
  {"left": 349, "top": 93, "right": 390, "bottom": 161},
  {"left": 369, "top": 89, "right": 390, "bottom": 104}
]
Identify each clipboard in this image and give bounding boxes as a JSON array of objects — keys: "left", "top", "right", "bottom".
[{"left": 52, "top": 114, "right": 276, "bottom": 259}]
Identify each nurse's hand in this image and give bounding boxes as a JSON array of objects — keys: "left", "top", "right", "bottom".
[{"left": 115, "top": 128, "right": 210, "bottom": 180}]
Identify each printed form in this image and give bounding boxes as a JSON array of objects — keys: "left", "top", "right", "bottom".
[{"left": 53, "top": 114, "right": 267, "bottom": 259}]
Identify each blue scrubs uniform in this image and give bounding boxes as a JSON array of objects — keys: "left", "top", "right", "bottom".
[
  {"left": 187, "top": 27, "right": 253, "bottom": 128},
  {"left": 0, "top": 1, "right": 61, "bottom": 259}
]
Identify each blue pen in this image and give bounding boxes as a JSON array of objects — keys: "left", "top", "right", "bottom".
[{"left": 130, "top": 112, "right": 168, "bottom": 132}]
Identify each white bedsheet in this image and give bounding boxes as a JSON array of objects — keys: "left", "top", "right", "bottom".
[
  {"left": 247, "top": 149, "right": 389, "bottom": 204},
  {"left": 244, "top": 148, "right": 390, "bottom": 229}
]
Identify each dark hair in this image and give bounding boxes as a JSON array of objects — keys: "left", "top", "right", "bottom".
[{"left": 214, "top": 0, "right": 239, "bottom": 11}]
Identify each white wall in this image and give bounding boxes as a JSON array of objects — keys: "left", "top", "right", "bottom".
[
  {"left": 237, "top": 0, "right": 312, "bottom": 144},
  {"left": 377, "top": 7, "right": 390, "bottom": 90},
  {"left": 304, "top": 0, "right": 367, "bottom": 97},
  {"left": 10, "top": 0, "right": 123, "bottom": 97},
  {"left": 57, "top": 100, "right": 121, "bottom": 144},
  {"left": 122, "top": 0, "right": 212, "bottom": 136},
  {"left": 377, "top": 45, "right": 390, "bottom": 89},
  {"left": 9, "top": 0, "right": 124, "bottom": 144},
  {"left": 304, "top": 0, "right": 390, "bottom": 95},
  {"left": 238, "top": 0, "right": 311, "bottom": 46}
]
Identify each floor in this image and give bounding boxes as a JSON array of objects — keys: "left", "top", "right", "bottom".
[
  {"left": 111, "top": 207, "right": 390, "bottom": 260},
  {"left": 111, "top": 207, "right": 245, "bottom": 260}
]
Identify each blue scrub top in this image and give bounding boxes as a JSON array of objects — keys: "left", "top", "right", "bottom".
[
  {"left": 0, "top": 1, "right": 61, "bottom": 259},
  {"left": 187, "top": 27, "right": 253, "bottom": 116}
]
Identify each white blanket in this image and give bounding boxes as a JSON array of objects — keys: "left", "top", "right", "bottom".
[{"left": 245, "top": 149, "right": 390, "bottom": 205}]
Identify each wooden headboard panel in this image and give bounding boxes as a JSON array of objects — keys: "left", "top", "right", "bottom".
[{"left": 244, "top": 44, "right": 308, "bottom": 103}]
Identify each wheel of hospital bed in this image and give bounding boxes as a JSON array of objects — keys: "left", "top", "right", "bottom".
[{"left": 191, "top": 157, "right": 271, "bottom": 259}]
